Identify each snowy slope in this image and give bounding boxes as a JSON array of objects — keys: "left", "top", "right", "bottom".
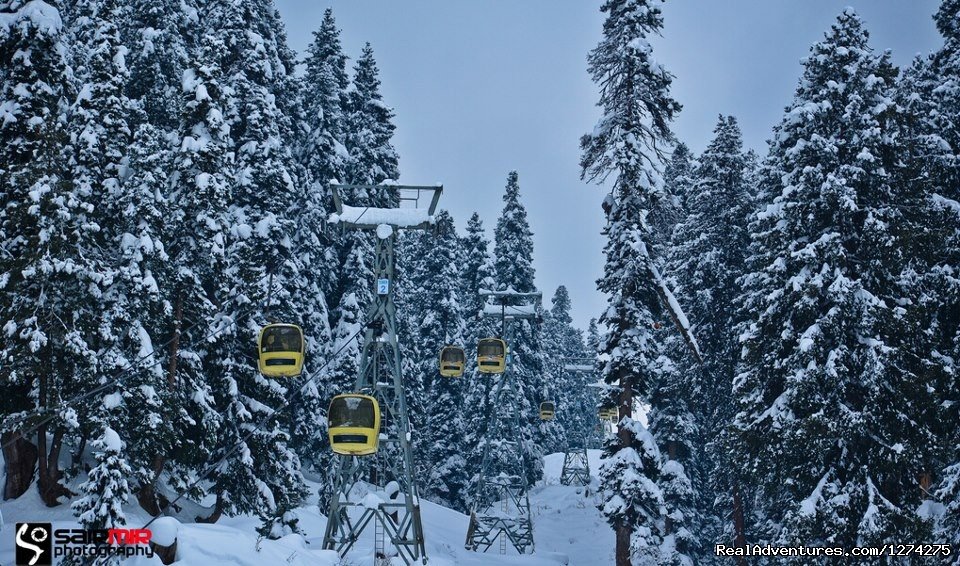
[{"left": 0, "top": 451, "right": 612, "bottom": 565}]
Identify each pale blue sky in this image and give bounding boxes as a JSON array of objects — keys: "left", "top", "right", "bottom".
[{"left": 273, "top": 0, "right": 943, "bottom": 330}]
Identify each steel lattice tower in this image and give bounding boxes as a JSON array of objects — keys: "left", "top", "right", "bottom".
[
  {"left": 558, "top": 358, "right": 596, "bottom": 487},
  {"left": 322, "top": 184, "right": 442, "bottom": 566},
  {"left": 465, "top": 291, "right": 541, "bottom": 555}
]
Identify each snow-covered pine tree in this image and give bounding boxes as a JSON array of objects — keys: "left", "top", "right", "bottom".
[
  {"left": 733, "top": 9, "right": 936, "bottom": 551},
  {"left": 344, "top": 42, "right": 399, "bottom": 207},
  {"left": 492, "top": 171, "right": 545, "bottom": 486},
  {"left": 64, "top": 0, "right": 183, "bottom": 522},
  {"left": 661, "top": 142, "right": 694, "bottom": 217},
  {"left": 301, "top": 9, "right": 349, "bottom": 189},
  {"left": 190, "top": 0, "right": 308, "bottom": 535},
  {"left": 458, "top": 212, "right": 500, "bottom": 508},
  {"left": 586, "top": 318, "right": 600, "bottom": 353},
  {"left": 661, "top": 115, "right": 753, "bottom": 563},
  {"left": 111, "top": 0, "right": 215, "bottom": 516},
  {"left": 584, "top": 317, "right": 605, "bottom": 449},
  {"left": 286, "top": 8, "right": 349, "bottom": 476},
  {"left": 0, "top": 0, "right": 100, "bottom": 505},
  {"left": 72, "top": 427, "right": 132, "bottom": 531},
  {"left": 395, "top": 211, "right": 469, "bottom": 509},
  {"left": 164, "top": 3, "right": 235, "bottom": 518},
  {"left": 580, "top": 0, "right": 680, "bottom": 562},
  {"left": 540, "top": 286, "right": 592, "bottom": 454},
  {"left": 123, "top": 0, "right": 198, "bottom": 131},
  {"left": 460, "top": 212, "right": 496, "bottom": 322},
  {"left": 896, "top": 0, "right": 960, "bottom": 544}
]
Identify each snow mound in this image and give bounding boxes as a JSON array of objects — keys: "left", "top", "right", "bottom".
[{"left": 149, "top": 517, "right": 179, "bottom": 547}]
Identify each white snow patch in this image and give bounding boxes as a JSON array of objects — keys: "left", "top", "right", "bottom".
[
  {"left": 100, "top": 427, "right": 123, "bottom": 452},
  {"left": 150, "top": 517, "right": 180, "bottom": 546},
  {"left": 376, "top": 223, "right": 393, "bottom": 239},
  {"left": 799, "top": 473, "right": 830, "bottom": 517},
  {"left": 329, "top": 206, "right": 434, "bottom": 228},
  {"left": 103, "top": 392, "right": 123, "bottom": 409}
]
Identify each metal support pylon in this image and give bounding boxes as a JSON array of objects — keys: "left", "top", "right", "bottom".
[
  {"left": 558, "top": 358, "right": 595, "bottom": 487},
  {"left": 465, "top": 291, "right": 540, "bottom": 555},
  {"left": 322, "top": 184, "right": 442, "bottom": 566},
  {"left": 560, "top": 449, "right": 591, "bottom": 487}
]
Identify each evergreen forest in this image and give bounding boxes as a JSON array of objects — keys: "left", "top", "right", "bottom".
[{"left": 1, "top": 0, "right": 959, "bottom": 565}]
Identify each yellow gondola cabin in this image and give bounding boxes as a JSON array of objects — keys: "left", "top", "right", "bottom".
[
  {"left": 258, "top": 323, "right": 305, "bottom": 377},
  {"left": 600, "top": 407, "right": 618, "bottom": 422},
  {"left": 477, "top": 338, "right": 507, "bottom": 374},
  {"left": 328, "top": 394, "right": 381, "bottom": 456},
  {"left": 540, "top": 401, "right": 555, "bottom": 420},
  {"left": 439, "top": 346, "right": 466, "bottom": 377}
]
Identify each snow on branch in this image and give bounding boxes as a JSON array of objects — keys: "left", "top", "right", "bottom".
[{"left": 634, "top": 240, "right": 703, "bottom": 363}]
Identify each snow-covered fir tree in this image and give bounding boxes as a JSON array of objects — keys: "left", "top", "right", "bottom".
[
  {"left": 66, "top": 0, "right": 186, "bottom": 522},
  {"left": 344, "top": 42, "right": 399, "bottom": 207},
  {"left": 492, "top": 171, "right": 545, "bottom": 486},
  {"left": 0, "top": 0, "right": 98, "bottom": 505},
  {"left": 187, "top": 0, "right": 308, "bottom": 534},
  {"left": 72, "top": 427, "right": 132, "bottom": 530},
  {"left": 395, "top": 211, "right": 469, "bottom": 509},
  {"left": 896, "top": 0, "right": 960, "bottom": 544},
  {"left": 580, "top": 0, "right": 680, "bottom": 562},
  {"left": 289, "top": 8, "right": 346, "bottom": 476},
  {"left": 661, "top": 115, "right": 754, "bottom": 562},
  {"left": 122, "top": 0, "right": 197, "bottom": 131},
  {"left": 162, "top": 3, "right": 238, "bottom": 523},
  {"left": 661, "top": 142, "right": 694, "bottom": 217},
  {"left": 733, "top": 9, "right": 936, "bottom": 551},
  {"left": 326, "top": 41, "right": 400, "bottom": 451},
  {"left": 458, "top": 212, "right": 500, "bottom": 508},
  {"left": 540, "top": 286, "right": 594, "bottom": 454}
]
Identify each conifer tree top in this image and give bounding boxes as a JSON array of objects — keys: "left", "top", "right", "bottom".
[
  {"left": 581, "top": 0, "right": 679, "bottom": 190},
  {"left": 551, "top": 285, "right": 573, "bottom": 326},
  {"left": 494, "top": 170, "right": 536, "bottom": 295},
  {"left": 935, "top": 0, "right": 960, "bottom": 44},
  {"left": 305, "top": 7, "right": 348, "bottom": 89}
]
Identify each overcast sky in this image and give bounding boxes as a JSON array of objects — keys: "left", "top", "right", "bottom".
[{"left": 273, "top": 0, "right": 943, "bottom": 330}]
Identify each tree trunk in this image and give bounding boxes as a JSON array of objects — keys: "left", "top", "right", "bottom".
[
  {"left": 138, "top": 292, "right": 183, "bottom": 516},
  {"left": 71, "top": 434, "right": 86, "bottom": 470},
  {"left": 615, "top": 372, "right": 633, "bottom": 566},
  {"left": 2, "top": 430, "right": 38, "bottom": 499},
  {"left": 664, "top": 441, "right": 677, "bottom": 535},
  {"left": 168, "top": 291, "right": 183, "bottom": 388},
  {"left": 36, "top": 372, "right": 70, "bottom": 506},
  {"left": 137, "top": 455, "right": 167, "bottom": 516},
  {"left": 616, "top": 522, "right": 632, "bottom": 566},
  {"left": 36, "top": 425, "right": 69, "bottom": 506},
  {"left": 732, "top": 479, "right": 747, "bottom": 566},
  {"left": 196, "top": 492, "right": 224, "bottom": 524}
]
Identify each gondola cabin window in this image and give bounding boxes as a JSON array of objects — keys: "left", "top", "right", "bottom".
[
  {"left": 477, "top": 338, "right": 507, "bottom": 374},
  {"left": 439, "top": 346, "right": 466, "bottom": 377}
]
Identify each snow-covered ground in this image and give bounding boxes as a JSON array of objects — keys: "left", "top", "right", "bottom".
[{"left": 0, "top": 451, "right": 613, "bottom": 565}]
